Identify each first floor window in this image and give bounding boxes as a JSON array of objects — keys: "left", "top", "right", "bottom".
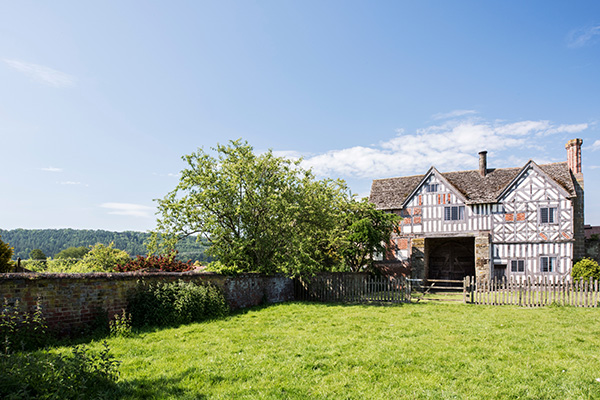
[
  {"left": 540, "top": 256, "right": 556, "bottom": 272},
  {"left": 426, "top": 184, "right": 439, "bottom": 192},
  {"left": 510, "top": 259, "right": 525, "bottom": 273},
  {"left": 540, "top": 207, "right": 557, "bottom": 224},
  {"left": 444, "top": 205, "right": 465, "bottom": 221}
]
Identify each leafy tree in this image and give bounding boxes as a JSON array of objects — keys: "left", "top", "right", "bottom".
[
  {"left": 572, "top": 257, "right": 600, "bottom": 281},
  {"left": 337, "top": 198, "right": 401, "bottom": 272},
  {"left": 55, "top": 246, "right": 90, "bottom": 259},
  {"left": 149, "top": 139, "right": 350, "bottom": 276},
  {"left": 77, "top": 243, "right": 131, "bottom": 272},
  {"left": 0, "top": 235, "right": 14, "bottom": 273},
  {"left": 29, "top": 249, "right": 46, "bottom": 260}
]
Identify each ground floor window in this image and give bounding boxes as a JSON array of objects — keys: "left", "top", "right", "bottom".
[
  {"left": 540, "top": 256, "right": 556, "bottom": 272},
  {"left": 510, "top": 259, "right": 525, "bottom": 273}
]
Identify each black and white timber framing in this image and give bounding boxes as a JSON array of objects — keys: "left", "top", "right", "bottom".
[{"left": 369, "top": 139, "right": 585, "bottom": 281}]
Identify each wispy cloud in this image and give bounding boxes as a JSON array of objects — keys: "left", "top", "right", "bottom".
[
  {"left": 59, "top": 181, "right": 84, "bottom": 186},
  {"left": 588, "top": 139, "right": 600, "bottom": 152},
  {"left": 152, "top": 172, "right": 180, "bottom": 178},
  {"left": 567, "top": 25, "right": 600, "bottom": 48},
  {"left": 101, "top": 203, "right": 154, "bottom": 218},
  {"left": 4, "top": 59, "right": 76, "bottom": 88},
  {"left": 432, "top": 110, "right": 477, "bottom": 120},
  {"left": 40, "top": 166, "right": 63, "bottom": 172},
  {"left": 300, "top": 117, "right": 588, "bottom": 179}
]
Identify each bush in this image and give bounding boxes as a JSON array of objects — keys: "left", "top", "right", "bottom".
[
  {"left": 1, "top": 298, "right": 49, "bottom": 353},
  {"left": 127, "top": 280, "right": 228, "bottom": 328},
  {"left": 77, "top": 243, "right": 131, "bottom": 272},
  {"left": 0, "top": 236, "right": 14, "bottom": 273},
  {"left": 572, "top": 257, "right": 600, "bottom": 281},
  {"left": 0, "top": 341, "right": 119, "bottom": 399},
  {"left": 115, "top": 252, "right": 193, "bottom": 272},
  {"left": 109, "top": 309, "right": 133, "bottom": 338}
]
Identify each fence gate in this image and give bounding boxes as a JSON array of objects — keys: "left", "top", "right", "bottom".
[
  {"left": 408, "top": 279, "right": 464, "bottom": 302},
  {"left": 294, "top": 273, "right": 411, "bottom": 304}
]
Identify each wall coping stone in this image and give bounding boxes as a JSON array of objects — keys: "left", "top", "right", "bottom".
[{"left": 0, "top": 271, "right": 291, "bottom": 282}]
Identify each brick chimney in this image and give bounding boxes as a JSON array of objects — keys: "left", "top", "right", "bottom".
[
  {"left": 566, "top": 138, "right": 585, "bottom": 261},
  {"left": 478, "top": 151, "right": 487, "bottom": 177},
  {"left": 566, "top": 138, "right": 583, "bottom": 187}
]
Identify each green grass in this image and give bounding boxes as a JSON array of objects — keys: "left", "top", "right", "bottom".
[{"left": 63, "top": 302, "right": 600, "bottom": 399}]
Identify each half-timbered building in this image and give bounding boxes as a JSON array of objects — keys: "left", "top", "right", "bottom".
[{"left": 369, "top": 139, "right": 585, "bottom": 281}]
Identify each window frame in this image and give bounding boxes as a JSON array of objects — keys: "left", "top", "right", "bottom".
[
  {"left": 510, "top": 259, "right": 525, "bottom": 273},
  {"left": 539, "top": 206, "right": 557, "bottom": 224},
  {"left": 444, "top": 205, "right": 465, "bottom": 221},
  {"left": 426, "top": 184, "right": 439, "bottom": 193},
  {"left": 540, "top": 256, "right": 557, "bottom": 273}
]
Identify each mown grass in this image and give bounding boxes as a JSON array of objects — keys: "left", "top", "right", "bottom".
[{"left": 67, "top": 302, "right": 600, "bottom": 399}]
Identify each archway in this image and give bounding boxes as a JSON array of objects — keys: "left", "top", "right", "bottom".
[{"left": 427, "top": 237, "right": 475, "bottom": 281}]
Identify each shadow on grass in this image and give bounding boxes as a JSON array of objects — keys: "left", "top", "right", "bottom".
[{"left": 113, "top": 369, "right": 209, "bottom": 399}]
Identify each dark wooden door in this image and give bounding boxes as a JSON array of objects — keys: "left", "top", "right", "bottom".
[{"left": 428, "top": 239, "right": 475, "bottom": 281}]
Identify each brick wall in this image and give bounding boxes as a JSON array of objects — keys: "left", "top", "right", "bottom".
[{"left": 0, "top": 272, "right": 293, "bottom": 335}]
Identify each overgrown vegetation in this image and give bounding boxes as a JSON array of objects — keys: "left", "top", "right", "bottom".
[
  {"left": 0, "top": 235, "right": 14, "bottom": 273},
  {"left": 150, "top": 139, "right": 399, "bottom": 276},
  {"left": 1, "top": 298, "right": 49, "bottom": 353},
  {"left": 572, "top": 257, "right": 600, "bottom": 281},
  {"left": 0, "top": 342, "right": 120, "bottom": 399},
  {"left": 0, "top": 300, "right": 120, "bottom": 399},
  {"left": 127, "top": 280, "right": 229, "bottom": 328},
  {"left": 115, "top": 253, "right": 194, "bottom": 272},
  {"left": 110, "top": 309, "right": 133, "bottom": 338}
]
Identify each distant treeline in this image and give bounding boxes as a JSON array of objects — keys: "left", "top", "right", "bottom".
[{"left": 0, "top": 229, "right": 212, "bottom": 262}]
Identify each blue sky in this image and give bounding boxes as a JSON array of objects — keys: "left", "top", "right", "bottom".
[{"left": 1, "top": 1, "right": 599, "bottom": 232}]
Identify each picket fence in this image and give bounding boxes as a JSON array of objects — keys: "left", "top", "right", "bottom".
[
  {"left": 464, "top": 276, "right": 600, "bottom": 307},
  {"left": 294, "top": 274, "right": 410, "bottom": 304}
]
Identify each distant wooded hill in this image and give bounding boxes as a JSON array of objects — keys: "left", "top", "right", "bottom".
[{"left": 0, "top": 229, "right": 211, "bottom": 262}]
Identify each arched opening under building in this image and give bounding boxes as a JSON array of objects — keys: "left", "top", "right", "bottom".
[{"left": 426, "top": 237, "right": 475, "bottom": 281}]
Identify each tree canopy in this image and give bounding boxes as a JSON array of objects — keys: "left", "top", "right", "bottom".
[
  {"left": 337, "top": 198, "right": 400, "bottom": 272},
  {"left": 150, "top": 140, "right": 350, "bottom": 276},
  {"left": 29, "top": 249, "right": 46, "bottom": 260},
  {"left": 0, "top": 236, "right": 14, "bottom": 273},
  {"left": 150, "top": 139, "right": 400, "bottom": 276}
]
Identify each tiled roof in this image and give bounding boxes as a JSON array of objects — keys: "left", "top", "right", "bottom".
[{"left": 369, "top": 162, "right": 576, "bottom": 210}]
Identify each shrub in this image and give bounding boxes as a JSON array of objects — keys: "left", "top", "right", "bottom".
[
  {"left": 0, "top": 341, "right": 119, "bottom": 399},
  {"left": 204, "top": 260, "right": 240, "bottom": 275},
  {"left": 572, "top": 257, "right": 600, "bottom": 281},
  {"left": 1, "top": 298, "right": 49, "bottom": 354},
  {"left": 77, "top": 242, "right": 131, "bottom": 272},
  {"left": 127, "top": 280, "right": 228, "bottom": 328},
  {"left": 109, "top": 309, "right": 133, "bottom": 338},
  {"left": 115, "top": 252, "right": 193, "bottom": 272},
  {"left": 0, "top": 236, "right": 14, "bottom": 273}
]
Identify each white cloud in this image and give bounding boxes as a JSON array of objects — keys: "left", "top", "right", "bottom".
[
  {"left": 41, "top": 166, "right": 63, "bottom": 172},
  {"left": 567, "top": 25, "right": 600, "bottom": 48},
  {"left": 4, "top": 59, "right": 76, "bottom": 88},
  {"left": 588, "top": 139, "right": 600, "bottom": 152},
  {"left": 271, "top": 150, "right": 304, "bottom": 160},
  {"left": 59, "top": 181, "right": 82, "bottom": 185},
  {"left": 101, "top": 203, "right": 154, "bottom": 218},
  {"left": 301, "top": 118, "right": 588, "bottom": 179},
  {"left": 432, "top": 110, "right": 477, "bottom": 120}
]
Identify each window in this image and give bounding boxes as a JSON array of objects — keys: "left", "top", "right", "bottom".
[
  {"left": 540, "top": 256, "right": 556, "bottom": 273},
  {"left": 540, "top": 207, "right": 557, "bottom": 224},
  {"left": 444, "top": 205, "right": 465, "bottom": 221},
  {"left": 510, "top": 259, "right": 525, "bottom": 273},
  {"left": 426, "top": 184, "right": 439, "bottom": 193}
]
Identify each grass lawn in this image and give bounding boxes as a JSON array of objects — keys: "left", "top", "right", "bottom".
[{"left": 73, "top": 302, "right": 600, "bottom": 399}]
